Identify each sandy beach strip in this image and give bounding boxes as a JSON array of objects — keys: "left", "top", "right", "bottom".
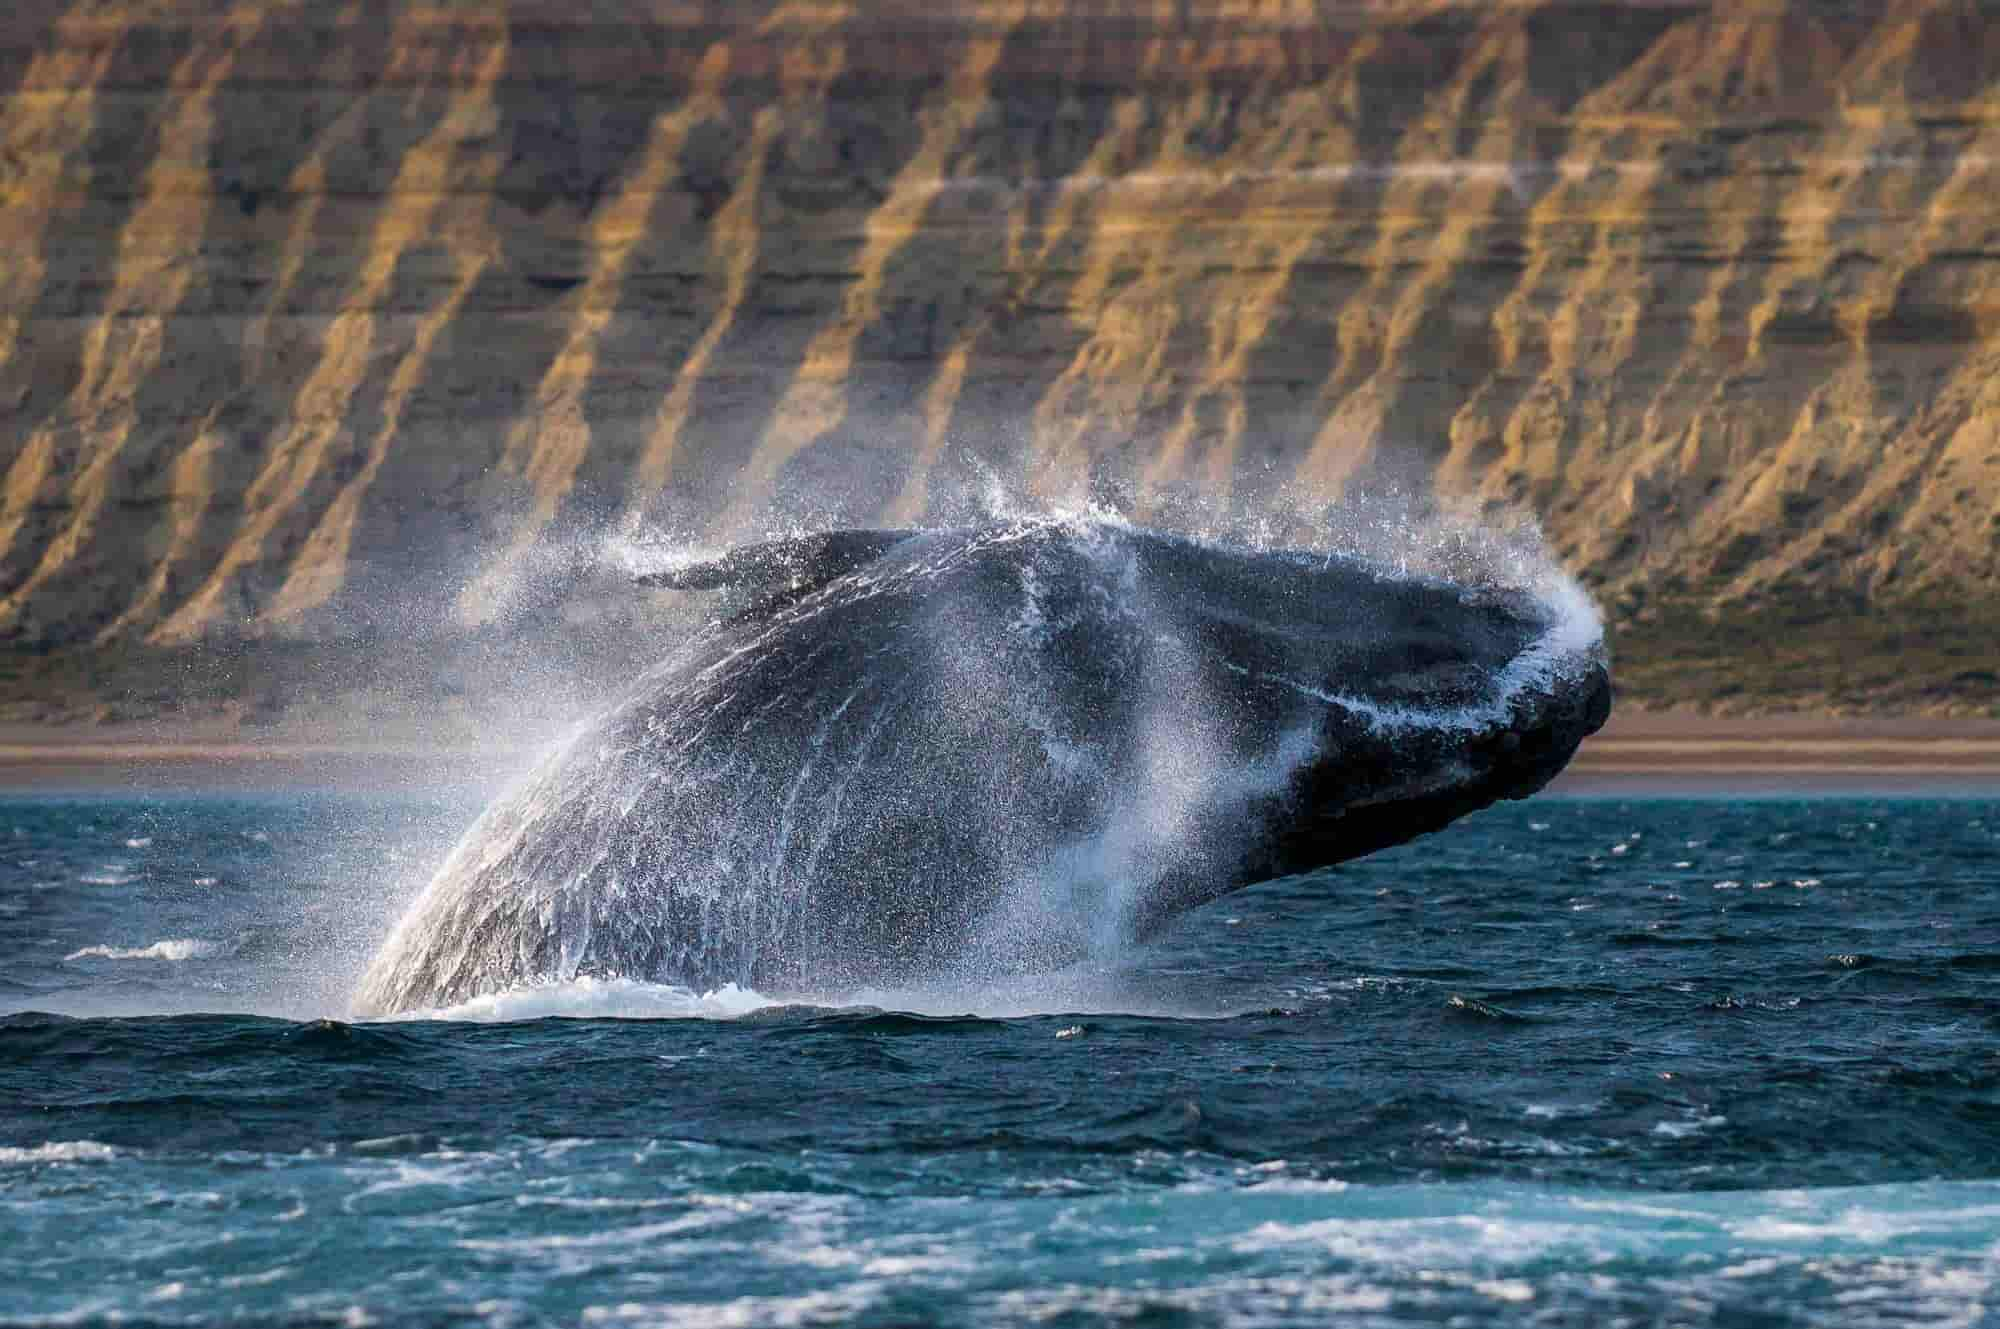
[
  {"left": 1555, "top": 712, "right": 2000, "bottom": 792},
  {"left": 0, "top": 735, "right": 535, "bottom": 792},
  {"left": 3, "top": 710, "right": 2000, "bottom": 794}
]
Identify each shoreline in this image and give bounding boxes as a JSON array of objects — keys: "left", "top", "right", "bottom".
[
  {"left": 0, "top": 735, "right": 539, "bottom": 795},
  {"left": 5, "top": 712, "right": 2000, "bottom": 795},
  {"left": 1551, "top": 710, "right": 2000, "bottom": 793}
]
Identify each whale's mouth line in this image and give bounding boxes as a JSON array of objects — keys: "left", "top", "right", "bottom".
[{"left": 1217, "top": 633, "right": 1605, "bottom": 738}]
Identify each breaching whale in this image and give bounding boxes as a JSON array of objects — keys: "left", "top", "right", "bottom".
[{"left": 354, "top": 518, "right": 1611, "bottom": 1016}]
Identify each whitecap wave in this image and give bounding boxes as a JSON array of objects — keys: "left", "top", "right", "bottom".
[
  {"left": 65, "top": 938, "right": 219, "bottom": 962},
  {"left": 0, "top": 1141, "right": 119, "bottom": 1165}
]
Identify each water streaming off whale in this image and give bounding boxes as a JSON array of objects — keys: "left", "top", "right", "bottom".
[{"left": 355, "top": 513, "right": 1609, "bottom": 1016}]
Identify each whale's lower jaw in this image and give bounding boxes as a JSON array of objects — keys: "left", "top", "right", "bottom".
[{"left": 1371, "top": 657, "right": 1611, "bottom": 816}]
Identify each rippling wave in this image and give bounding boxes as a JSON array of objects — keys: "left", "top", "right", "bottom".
[{"left": 5, "top": 792, "right": 2000, "bottom": 1325}]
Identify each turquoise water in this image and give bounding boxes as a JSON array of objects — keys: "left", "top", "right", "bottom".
[{"left": 5, "top": 791, "right": 2000, "bottom": 1325}]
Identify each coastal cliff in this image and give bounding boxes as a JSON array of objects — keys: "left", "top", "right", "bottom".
[{"left": 3, "top": 0, "right": 1999, "bottom": 717}]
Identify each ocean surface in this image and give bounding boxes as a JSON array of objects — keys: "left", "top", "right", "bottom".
[{"left": 5, "top": 786, "right": 2000, "bottom": 1326}]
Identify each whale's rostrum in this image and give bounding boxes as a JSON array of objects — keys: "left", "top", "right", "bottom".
[{"left": 354, "top": 516, "right": 1612, "bottom": 1016}]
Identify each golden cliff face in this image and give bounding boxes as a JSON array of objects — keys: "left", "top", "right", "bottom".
[{"left": 2, "top": 0, "right": 1999, "bottom": 660}]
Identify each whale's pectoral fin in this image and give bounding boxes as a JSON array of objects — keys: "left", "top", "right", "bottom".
[{"left": 636, "top": 529, "right": 917, "bottom": 595}]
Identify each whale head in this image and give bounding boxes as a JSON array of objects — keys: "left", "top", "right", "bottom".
[
  {"left": 355, "top": 517, "right": 1609, "bottom": 1014},
  {"left": 1060, "top": 528, "right": 1612, "bottom": 934}
]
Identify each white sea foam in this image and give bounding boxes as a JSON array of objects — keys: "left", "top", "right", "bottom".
[
  {"left": 0, "top": 1141, "right": 119, "bottom": 1165},
  {"left": 374, "top": 964, "right": 1251, "bottom": 1024},
  {"left": 1651, "top": 1114, "right": 1728, "bottom": 1139},
  {"left": 65, "top": 938, "right": 218, "bottom": 962},
  {"left": 842, "top": 969, "right": 1252, "bottom": 1020},
  {"left": 393, "top": 977, "right": 776, "bottom": 1023},
  {"left": 581, "top": 1287, "right": 883, "bottom": 1329}
]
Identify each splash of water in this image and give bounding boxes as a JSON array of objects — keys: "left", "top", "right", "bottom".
[
  {"left": 376, "top": 965, "right": 1258, "bottom": 1024},
  {"left": 354, "top": 479, "right": 1605, "bottom": 1016}
]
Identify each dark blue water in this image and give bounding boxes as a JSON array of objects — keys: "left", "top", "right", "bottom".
[{"left": 6, "top": 789, "right": 2000, "bottom": 1326}]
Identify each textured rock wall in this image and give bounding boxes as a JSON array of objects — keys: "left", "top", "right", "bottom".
[{"left": 3, "top": 0, "right": 2000, "bottom": 650}]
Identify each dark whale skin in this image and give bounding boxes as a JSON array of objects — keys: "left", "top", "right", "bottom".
[{"left": 355, "top": 519, "right": 1610, "bottom": 1014}]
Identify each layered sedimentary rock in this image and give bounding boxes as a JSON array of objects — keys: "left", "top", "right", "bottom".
[{"left": 2, "top": 0, "right": 1999, "bottom": 662}]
